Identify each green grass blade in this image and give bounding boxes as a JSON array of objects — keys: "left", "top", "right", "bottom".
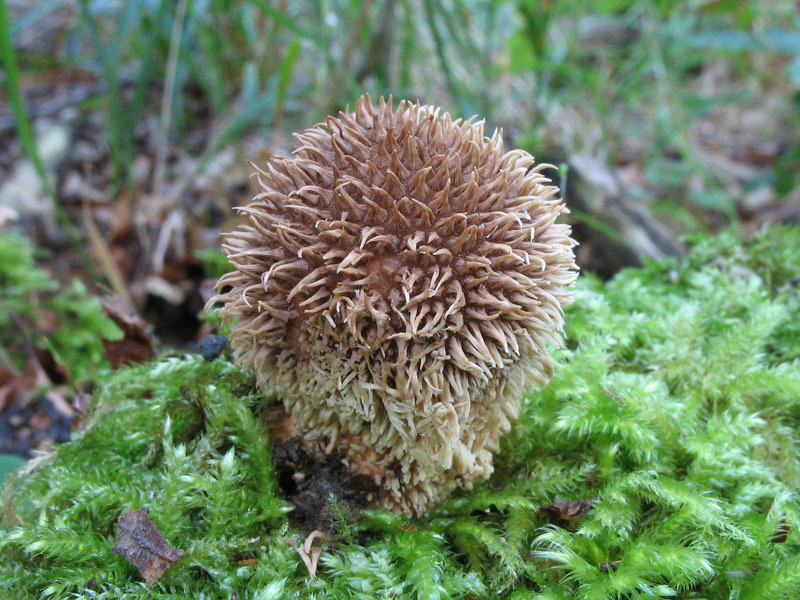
[
  {"left": 0, "top": 0, "right": 56, "bottom": 199},
  {"left": 0, "top": 0, "right": 97, "bottom": 276},
  {"left": 77, "top": 0, "right": 144, "bottom": 197},
  {"left": 11, "top": 0, "right": 67, "bottom": 37},
  {"left": 247, "top": 0, "right": 314, "bottom": 41},
  {"left": 275, "top": 37, "right": 301, "bottom": 129},
  {"left": 422, "top": 0, "right": 474, "bottom": 115}
]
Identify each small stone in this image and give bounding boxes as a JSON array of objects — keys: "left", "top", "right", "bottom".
[{"left": 198, "top": 335, "right": 228, "bottom": 360}]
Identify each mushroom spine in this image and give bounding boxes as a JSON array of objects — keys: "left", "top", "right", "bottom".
[{"left": 211, "top": 95, "right": 578, "bottom": 515}]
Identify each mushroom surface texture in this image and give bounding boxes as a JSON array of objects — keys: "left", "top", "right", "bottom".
[{"left": 211, "top": 95, "right": 578, "bottom": 515}]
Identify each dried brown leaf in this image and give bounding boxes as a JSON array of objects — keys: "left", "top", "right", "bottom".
[
  {"left": 0, "top": 359, "right": 51, "bottom": 410},
  {"left": 538, "top": 497, "right": 595, "bottom": 521},
  {"left": 0, "top": 366, "right": 19, "bottom": 411},
  {"left": 101, "top": 296, "right": 154, "bottom": 368},
  {"left": 112, "top": 508, "right": 184, "bottom": 586}
]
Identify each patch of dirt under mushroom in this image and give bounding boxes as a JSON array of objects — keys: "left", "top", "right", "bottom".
[{"left": 272, "top": 436, "right": 381, "bottom": 534}]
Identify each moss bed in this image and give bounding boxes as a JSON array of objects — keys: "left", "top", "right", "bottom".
[{"left": 2, "top": 226, "right": 800, "bottom": 599}]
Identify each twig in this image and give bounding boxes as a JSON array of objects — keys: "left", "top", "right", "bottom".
[{"left": 151, "top": 208, "right": 185, "bottom": 274}]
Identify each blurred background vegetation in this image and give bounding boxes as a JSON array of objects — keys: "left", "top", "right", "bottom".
[
  {"left": 4, "top": 0, "right": 800, "bottom": 253},
  {"left": 1, "top": 0, "right": 799, "bottom": 403},
  {"left": 5, "top": 0, "right": 800, "bottom": 219}
]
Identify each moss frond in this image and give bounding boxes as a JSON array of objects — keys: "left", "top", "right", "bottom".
[{"left": 2, "top": 226, "right": 800, "bottom": 597}]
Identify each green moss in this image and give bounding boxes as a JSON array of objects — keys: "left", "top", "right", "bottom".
[{"left": 2, "top": 226, "right": 799, "bottom": 599}]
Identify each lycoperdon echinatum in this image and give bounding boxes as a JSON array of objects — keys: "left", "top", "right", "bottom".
[{"left": 209, "top": 95, "right": 578, "bottom": 515}]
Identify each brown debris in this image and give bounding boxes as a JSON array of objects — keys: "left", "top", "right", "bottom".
[
  {"left": 262, "top": 403, "right": 297, "bottom": 446},
  {"left": 0, "top": 366, "right": 22, "bottom": 412},
  {"left": 0, "top": 359, "right": 50, "bottom": 412},
  {"left": 101, "top": 296, "right": 155, "bottom": 368},
  {"left": 112, "top": 508, "right": 185, "bottom": 586},
  {"left": 770, "top": 519, "right": 790, "bottom": 544},
  {"left": 566, "top": 154, "right": 684, "bottom": 278},
  {"left": 765, "top": 503, "right": 791, "bottom": 544},
  {"left": 0, "top": 391, "right": 74, "bottom": 457},
  {"left": 538, "top": 497, "right": 595, "bottom": 522}
]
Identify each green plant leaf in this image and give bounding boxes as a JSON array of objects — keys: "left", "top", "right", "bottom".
[{"left": 0, "top": 454, "right": 24, "bottom": 485}]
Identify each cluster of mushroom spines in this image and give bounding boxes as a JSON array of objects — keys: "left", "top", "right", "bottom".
[{"left": 215, "top": 95, "right": 577, "bottom": 515}]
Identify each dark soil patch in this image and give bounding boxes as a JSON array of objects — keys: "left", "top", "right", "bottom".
[
  {"left": 0, "top": 395, "right": 73, "bottom": 457},
  {"left": 273, "top": 436, "right": 381, "bottom": 534}
]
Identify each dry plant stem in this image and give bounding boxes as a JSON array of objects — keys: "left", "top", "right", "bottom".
[
  {"left": 282, "top": 530, "right": 330, "bottom": 580},
  {"left": 153, "top": 0, "right": 188, "bottom": 196},
  {"left": 82, "top": 204, "right": 134, "bottom": 307},
  {"left": 212, "top": 95, "right": 577, "bottom": 515},
  {"left": 152, "top": 208, "right": 185, "bottom": 274}
]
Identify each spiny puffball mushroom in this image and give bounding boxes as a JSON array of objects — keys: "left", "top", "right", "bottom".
[{"left": 212, "top": 95, "right": 578, "bottom": 516}]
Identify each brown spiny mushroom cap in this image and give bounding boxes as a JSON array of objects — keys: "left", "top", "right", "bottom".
[{"left": 212, "top": 95, "right": 577, "bottom": 515}]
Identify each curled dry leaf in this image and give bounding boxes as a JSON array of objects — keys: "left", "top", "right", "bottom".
[
  {"left": 112, "top": 507, "right": 185, "bottom": 586},
  {"left": 101, "top": 296, "right": 155, "bottom": 368},
  {"left": 538, "top": 497, "right": 595, "bottom": 521}
]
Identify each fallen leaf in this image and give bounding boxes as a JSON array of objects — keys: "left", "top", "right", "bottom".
[
  {"left": 34, "top": 347, "right": 71, "bottom": 386},
  {"left": 538, "top": 497, "right": 595, "bottom": 521},
  {"left": 282, "top": 530, "right": 329, "bottom": 580},
  {"left": 101, "top": 297, "right": 155, "bottom": 368},
  {"left": 0, "top": 366, "right": 18, "bottom": 411},
  {"left": 112, "top": 508, "right": 184, "bottom": 585},
  {"left": 0, "top": 359, "right": 50, "bottom": 411}
]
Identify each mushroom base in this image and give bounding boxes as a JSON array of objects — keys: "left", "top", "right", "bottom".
[{"left": 263, "top": 353, "right": 553, "bottom": 517}]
